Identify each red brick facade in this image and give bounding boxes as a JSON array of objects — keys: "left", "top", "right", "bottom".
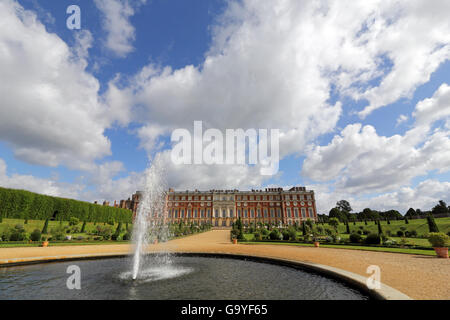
[
  {"left": 116, "top": 187, "right": 317, "bottom": 226},
  {"left": 166, "top": 187, "right": 317, "bottom": 227}
]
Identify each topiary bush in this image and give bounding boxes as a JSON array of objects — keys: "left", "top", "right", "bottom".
[
  {"left": 289, "top": 229, "right": 297, "bottom": 241},
  {"left": 269, "top": 229, "right": 282, "bottom": 240},
  {"left": 253, "top": 231, "right": 262, "bottom": 241},
  {"left": 428, "top": 232, "right": 449, "bottom": 248},
  {"left": 30, "top": 229, "right": 42, "bottom": 241},
  {"left": 282, "top": 230, "right": 290, "bottom": 241},
  {"left": 41, "top": 218, "right": 49, "bottom": 234},
  {"left": 397, "top": 230, "right": 404, "bottom": 237},
  {"left": 364, "top": 233, "right": 381, "bottom": 245},
  {"left": 427, "top": 214, "right": 439, "bottom": 233},
  {"left": 349, "top": 232, "right": 362, "bottom": 243},
  {"left": 122, "top": 233, "right": 131, "bottom": 241},
  {"left": 69, "top": 217, "right": 79, "bottom": 226}
]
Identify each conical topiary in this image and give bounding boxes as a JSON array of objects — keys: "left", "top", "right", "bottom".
[
  {"left": 377, "top": 220, "right": 383, "bottom": 235},
  {"left": 42, "top": 218, "right": 49, "bottom": 234},
  {"left": 427, "top": 214, "right": 439, "bottom": 233},
  {"left": 80, "top": 221, "right": 86, "bottom": 233}
]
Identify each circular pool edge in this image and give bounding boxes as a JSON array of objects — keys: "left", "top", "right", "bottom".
[{"left": 0, "top": 252, "right": 412, "bottom": 300}]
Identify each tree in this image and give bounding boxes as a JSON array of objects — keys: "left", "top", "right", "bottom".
[
  {"left": 80, "top": 221, "right": 87, "bottom": 233},
  {"left": 336, "top": 200, "right": 352, "bottom": 221},
  {"left": 329, "top": 207, "right": 346, "bottom": 222},
  {"left": 336, "top": 200, "right": 352, "bottom": 214},
  {"left": 432, "top": 200, "right": 449, "bottom": 216},
  {"left": 405, "top": 208, "right": 416, "bottom": 218},
  {"left": 41, "top": 218, "right": 49, "bottom": 234},
  {"left": 405, "top": 216, "right": 409, "bottom": 224},
  {"left": 377, "top": 220, "right": 383, "bottom": 235},
  {"left": 328, "top": 217, "right": 339, "bottom": 230},
  {"left": 345, "top": 222, "right": 350, "bottom": 234},
  {"left": 426, "top": 213, "right": 439, "bottom": 233}
]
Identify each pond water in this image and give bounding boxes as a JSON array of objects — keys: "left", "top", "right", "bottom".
[{"left": 0, "top": 256, "right": 370, "bottom": 300}]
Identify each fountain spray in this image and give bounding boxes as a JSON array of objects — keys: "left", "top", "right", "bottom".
[{"left": 131, "top": 155, "right": 170, "bottom": 280}]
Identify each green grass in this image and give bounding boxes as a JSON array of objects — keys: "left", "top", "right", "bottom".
[
  {"left": 0, "top": 240, "right": 130, "bottom": 248},
  {"left": 241, "top": 241, "right": 437, "bottom": 256},
  {"left": 332, "top": 217, "right": 450, "bottom": 236},
  {"left": 0, "top": 218, "right": 123, "bottom": 235}
]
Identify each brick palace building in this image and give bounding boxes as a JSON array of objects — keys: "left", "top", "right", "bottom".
[{"left": 116, "top": 187, "right": 317, "bottom": 227}]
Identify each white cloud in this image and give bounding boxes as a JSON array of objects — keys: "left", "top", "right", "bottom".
[
  {"left": 0, "top": 158, "right": 83, "bottom": 199},
  {"left": 157, "top": 150, "right": 270, "bottom": 191},
  {"left": 311, "top": 180, "right": 450, "bottom": 214},
  {"left": 0, "top": 0, "right": 113, "bottom": 171},
  {"left": 302, "top": 85, "right": 450, "bottom": 195},
  {"left": 109, "top": 0, "right": 450, "bottom": 159},
  {"left": 94, "top": 0, "right": 146, "bottom": 57},
  {"left": 414, "top": 83, "right": 450, "bottom": 126},
  {"left": 396, "top": 114, "right": 408, "bottom": 127}
]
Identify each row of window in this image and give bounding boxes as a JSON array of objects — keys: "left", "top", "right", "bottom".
[
  {"left": 168, "top": 194, "right": 313, "bottom": 201},
  {"left": 168, "top": 201, "right": 313, "bottom": 208},
  {"left": 167, "top": 207, "right": 315, "bottom": 219}
]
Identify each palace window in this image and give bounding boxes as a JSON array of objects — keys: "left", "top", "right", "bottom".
[
  {"left": 201, "top": 209, "right": 205, "bottom": 218},
  {"left": 308, "top": 208, "right": 313, "bottom": 217},
  {"left": 215, "top": 209, "right": 219, "bottom": 218},
  {"left": 294, "top": 208, "right": 299, "bottom": 218},
  {"left": 286, "top": 208, "right": 291, "bottom": 217},
  {"left": 270, "top": 208, "right": 275, "bottom": 217},
  {"left": 244, "top": 209, "right": 248, "bottom": 218},
  {"left": 257, "top": 209, "right": 261, "bottom": 218},
  {"left": 264, "top": 209, "right": 268, "bottom": 218},
  {"left": 277, "top": 208, "right": 281, "bottom": 217},
  {"left": 194, "top": 209, "right": 197, "bottom": 218},
  {"left": 301, "top": 208, "right": 306, "bottom": 218},
  {"left": 250, "top": 209, "right": 254, "bottom": 218},
  {"left": 207, "top": 209, "right": 211, "bottom": 217},
  {"left": 230, "top": 209, "right": 234, "bottom": 217},
  {"left": 180, "top": 209, "right": 184, "bottom": 218},
  {"left": 222, "top": 209, "right": 226, "bottom": 218},
  {"left": 238, "top": 209, "right": 241, "bottom": 217}
]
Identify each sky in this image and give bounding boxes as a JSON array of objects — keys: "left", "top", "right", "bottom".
[{"left": 0, "top": 0, "right": 449, "bottom": 214}]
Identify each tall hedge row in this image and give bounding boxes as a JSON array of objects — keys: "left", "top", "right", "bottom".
[{"left": 0, "top": 187, "right": 133, "bottom": 223}]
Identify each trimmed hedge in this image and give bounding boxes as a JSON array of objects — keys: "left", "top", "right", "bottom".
[{"left": 0, "top": 187, "right": 132, "bottom": 224}]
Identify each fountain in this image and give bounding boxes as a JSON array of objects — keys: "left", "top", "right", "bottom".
[{"left": 131, "top": 155, "right": 170, "bottom": 280}]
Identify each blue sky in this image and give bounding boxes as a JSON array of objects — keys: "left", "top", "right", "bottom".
[{"left": 0, "top": 0, "right": 449, "bottom": 213}]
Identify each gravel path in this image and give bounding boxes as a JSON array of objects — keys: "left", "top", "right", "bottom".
[{"left": 1, "top": 230, "right": 449, "bottom": 300}]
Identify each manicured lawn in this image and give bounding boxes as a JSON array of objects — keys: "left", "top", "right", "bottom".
[
  {"left": 332, "top": 217, "right": 450, "bottom": 236},
  {"left": 241, "top": 241, "right": 436, "bottom": 256}
]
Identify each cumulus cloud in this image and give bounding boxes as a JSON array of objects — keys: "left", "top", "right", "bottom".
[
  {"left": 0, "top": 0, "right": 113, "bottom": 171},
  {"left": 108, "top": 0, "right": 450, "bottom": 160},
  {"left": 414, "top": 83, "right": 450, "bottom": 126},
  {"left": 94, "top": 0, "right": 146, "bottom": 57},
  {"left": 302, "top": 84, "right": 450, "bottom": 194},
  {"left": 311, "top": 180, "right": 450, "bottom": 214},
  {"left": 0, "top": 158, "right": 83, "bottom": 199}
]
